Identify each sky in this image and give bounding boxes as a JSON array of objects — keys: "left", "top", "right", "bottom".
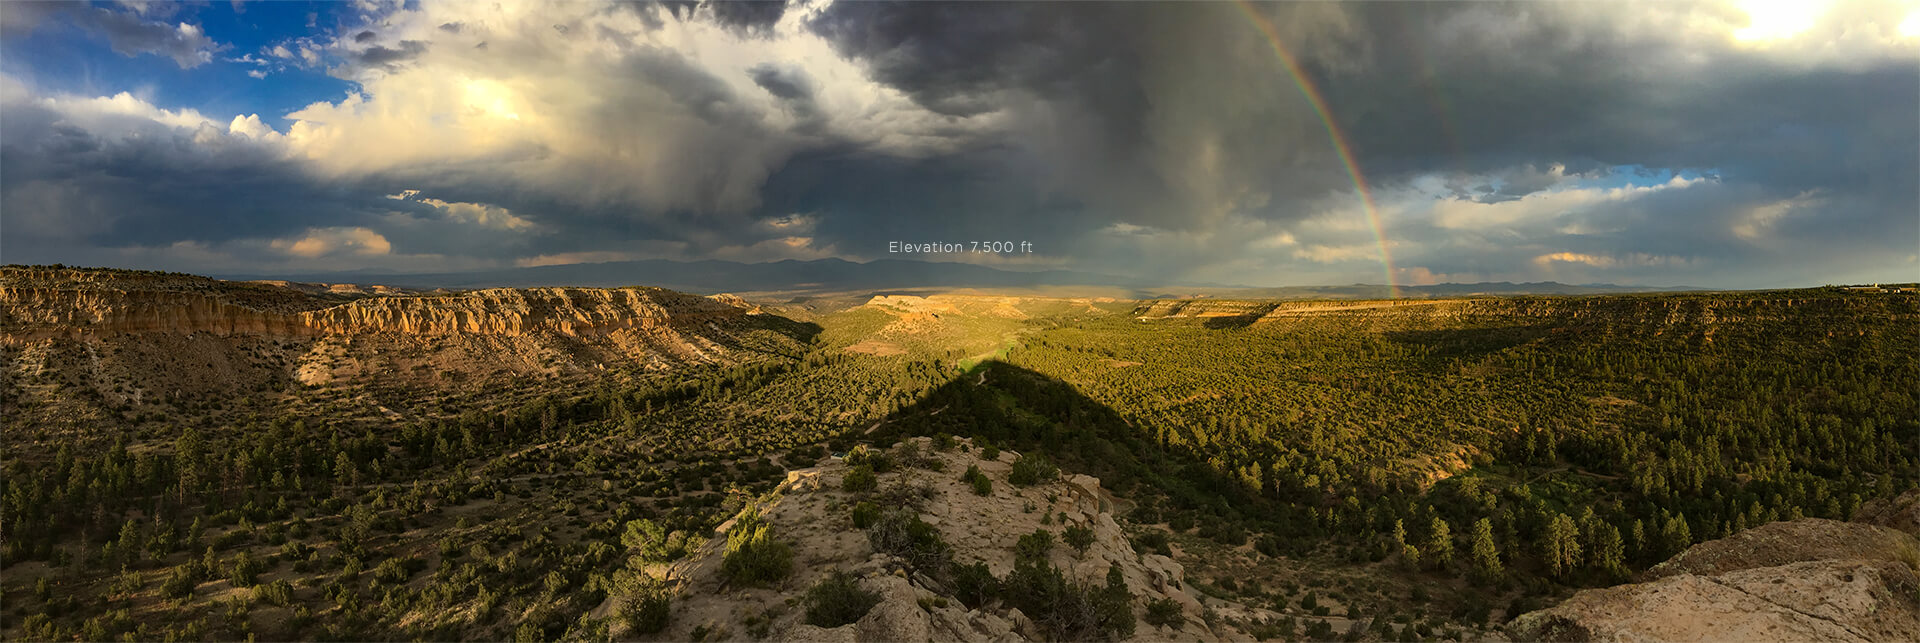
[{"left": 1, "top": 0, "right": 1916, "bottom": 289}]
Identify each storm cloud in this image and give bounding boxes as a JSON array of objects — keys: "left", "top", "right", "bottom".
[{"left": 1, "top": 0, "right": 1914, "bottom": 288}]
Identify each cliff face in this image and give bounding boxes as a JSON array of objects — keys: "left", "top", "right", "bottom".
[
  {"left": 0, "top": 268, "right": 800, "bottom": 423},
  {"left": 299, "top": 287, "right": 742, "bottom": 337},
  {"left": 1132, "top": 294, "right": 1919, "bottom": 328},
  {"left": 1, "top": 267, "right": 750, "bottom": 340}
]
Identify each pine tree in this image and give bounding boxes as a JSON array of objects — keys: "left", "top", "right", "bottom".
[
  {"left": 1629, "top": 519, "right": 1646, "bottom": 561},
  {"left": 1662, "top": 514, "right": 1693, "bottom": 558},
  {"left": 1592, "top": 523, "right": 1626, "bottom": 580},
  {"left": 1471, "top": 518, "right": 1502, "bottom": 583},
  {"left": 1427, "top": 517, "right": 1454, "bottom": 569},
  {"left": 1543, "top": 513, "right": 1581, "bottom": 578}
]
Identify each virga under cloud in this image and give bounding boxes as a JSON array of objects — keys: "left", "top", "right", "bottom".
[{"left": 1, "top": 0, "right": 1915, "bottom": 288}]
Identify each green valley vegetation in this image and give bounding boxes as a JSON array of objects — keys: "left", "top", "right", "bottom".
[{"left": 1, "top": 281, "right": 1914, "bottom": 640}]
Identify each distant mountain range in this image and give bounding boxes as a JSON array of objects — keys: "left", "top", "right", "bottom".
[{"left": 215, "top": 258, "right": 1703, "bottom": 298}]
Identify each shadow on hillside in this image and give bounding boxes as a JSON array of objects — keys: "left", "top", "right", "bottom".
[
  {"left": 1201, "top": 314, "right": 1266, "bottom": 329},
  {"left": 857, "top": 360, "right": 1256, "bottom": 517},
  {"left": 749, "top": 314, "right": 824, "bottom": 357}
]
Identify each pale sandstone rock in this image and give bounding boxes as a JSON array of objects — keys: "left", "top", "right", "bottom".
[
  {"left": 1509, "top": 560, "right": 1920, "bottom": 642},
  {"left": 639, "top": 437, "right": 1221, "bottom": 642},
  {"left": 1855, "top": 489, "right": 1920, "bottom": 537},
  {"left": 1512, "top": 517, "right": 1920, "bottom": 643},
  {"left": 1645, "top": 519, "right": 1920, "bottom": 580}
]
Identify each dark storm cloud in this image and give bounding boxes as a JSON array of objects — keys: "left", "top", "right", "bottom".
[
  {"left": 747, "top": 63, "right": 823, "bottom": 128},
  {"left": 616, "top": 1, "right": 781, "bottom": 33},
  {"left": 805, "top": 2, "right": 1375, "bottom": 230},
  {"left": 0, "top": 104, "right": 386, "bottom": 251},
  {"left": 705, "top": 0, "right": 787, "bottom": 35},
  {"left": 6, "top": 0, "right": 1915, "bottom": 286},
  {"left": 1316, "top": 4, "right": 1918, "bottom": 199},
  {"left": 747, "top": 64, "right": 811, "bottom": 101},
  {"left": 757, "top": 144, "right": 1092, "bottom": 252},
  {"left": 797, "top": 1, "right": 1915, "bottom": 283},
  {"left": 808, "top": 2, "right": 1118, "bottom": 118}
]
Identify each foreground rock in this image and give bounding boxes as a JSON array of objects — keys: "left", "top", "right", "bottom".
[
  {"left": 1509, "top": 516, "right": 1920, "bottom": 642},
  {"left": 1854, "top": 489, "right": 1920, "bottom": 537},
  {"left": 1644, "top": 519, "right": 1920, "bottom": 580},
  {"left": 612, "top": 437, "right": 1230, "bottom": 642}
]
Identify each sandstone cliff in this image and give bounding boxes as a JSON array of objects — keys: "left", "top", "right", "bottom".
[
  {"left": 2, "top": 266, "right": 748, "bottom": 340},
  {"left": 1133, "top": 294, "right": 1918, "bottom": 325},
  {"left": 1, "top": 267, "right": 798, "bottom": 424}
]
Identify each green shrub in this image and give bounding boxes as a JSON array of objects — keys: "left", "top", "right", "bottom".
[
  {"left": 981, "top": 443, "right": 1001, "bottom": 461},
  {"left": 722, "top": 507, "right": 794, "bottom": 586},
  {"left": 867, "top": 510, "right": 951, "bottom": 572},
  {"left": 845, "top": 446, "right": 895, "bottom": 473},
  {"left": 620, "top": 581, "right": 672, "bottom": 634},
  {"left": 961, "top": 465, "right": 993, "bottom": 496},
  {"left": 254, "top": 579, "right": 294, "bottom": 606},
  {"left": 804, "top": 570, "right": 881, "bottom": 628},
  {"left": 161, "top": 566, "right": 197, "bottom": 599},
  {"left": 1064, "top": 525, "right": 1096, "bottom": 556},
  {"left": 850, "top": 501, "right": 880, "bottom": 529},
  {"left": 1016, "top": 529, "right": 1055, "bottom": 561},
  {"left": 1002, "top": 558, "right": 1135, "bottom": 640},
  {"left": 374, "top": 557, "right": 411, "bottom": 584},
  {"left": 1008, "top": 453, "right": 1057, "bottom": 486},
  {"left": 842, "top": 465, "right": 877, "bottom": 493},
  {"left": 950, "top": 560, "right": 1000, "bottom": 609},
  {"left": 229, "top": 551, "right": 260, "bottom": 587},
  {"left": 621, "top": 519, "right": 690, "bottom": 564},
  {"left": 1097, "top": 566, "right": 1136, "bottom": 639},
  {"left": 1144, "top": 598, "right": 1186, "bottom": 628},
  {"left": 1133, "top": 530, "right": 1172, "bottom": 557}
]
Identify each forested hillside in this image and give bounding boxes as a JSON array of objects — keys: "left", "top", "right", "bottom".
[{"left": 2, "top": 275, "right": 1913, "bottom": 640}]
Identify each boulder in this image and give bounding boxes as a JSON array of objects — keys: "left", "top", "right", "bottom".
[
  {"left": 1645, "top": 519, "right": 1920, "bottom": 580},
  {"left": 781, "top": 624, "right": 861, "bottom": 643},
  {"left": 1855, "top": 489, "right": 1920, "bottom": 537},
  {"left": 856, "top": 598, "right": 932, "bottom": 643},
  {"left": 1509, "top": 559, "right": 1920, "bottom": 642}
]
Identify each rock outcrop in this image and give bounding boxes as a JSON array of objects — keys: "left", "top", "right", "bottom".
[
  {"left": 2, "top": 267, "right": 748, "bottom": 340},
  {"left": 1130, "top": 294, "right": 1920, "bottom": 330},
  {"left": 1855, "top": 489, "right": 1920, "bottom": 537},
  {"left": 617, "top": 438, "right": 1230, "bottom": 642},
  {"left": 1509, "top": 515, "right": 1920, "bottom": 642},
  {"left": 1, "top": 267, "right": 797, "bottom": 415},
  {"left": 1644, "top": 519, "right": 1920, "bottom": 580}
]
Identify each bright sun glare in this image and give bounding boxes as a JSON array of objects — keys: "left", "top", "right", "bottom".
[
  {"left": 463, "top": 79, "right": 522, "bottom": 122},
  {"left": 1733, "top": 0, "right": 1829, "bottom": 42}
]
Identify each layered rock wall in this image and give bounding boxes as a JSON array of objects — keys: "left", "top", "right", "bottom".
[{"left": 2, "top": 268, "right": 750, "bottom": 342}]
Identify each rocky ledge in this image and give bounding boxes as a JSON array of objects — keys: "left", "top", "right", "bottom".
[{"left": 1509, "top": 491, "right": 1920, "bottom": 642}]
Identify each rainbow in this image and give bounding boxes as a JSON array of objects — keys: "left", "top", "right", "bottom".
[{"left": 1233, "top": 0, "right": 1399, "bottom": 297}]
